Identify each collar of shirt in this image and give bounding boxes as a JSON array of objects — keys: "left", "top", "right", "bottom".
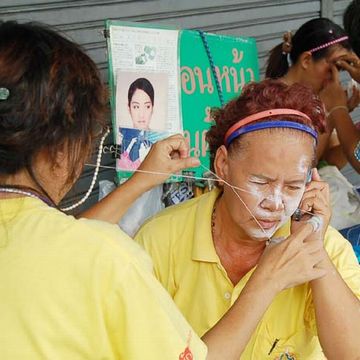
[{"left": 191, "top": 188, "right": 291, "bottom": 263}]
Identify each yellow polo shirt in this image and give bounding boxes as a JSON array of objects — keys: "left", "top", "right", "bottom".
[
  {"left": 0, "top": 197, "right": 207, "bottom": 359},
  {"left": 135, "top": 189, "right": 360, "bottom": 359}
]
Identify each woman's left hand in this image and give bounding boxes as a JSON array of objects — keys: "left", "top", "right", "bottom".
[
  {"left": 320, "top": 65, "right": 347, "bottom": 113},
  {"left": 291, "top": 168, "right": 331, "bottom": 242}
]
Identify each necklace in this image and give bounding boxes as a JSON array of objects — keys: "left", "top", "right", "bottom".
[{"left": 0, "top": 186, "right": 55, "bottom": 207}]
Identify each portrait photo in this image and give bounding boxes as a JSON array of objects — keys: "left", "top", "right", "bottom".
[{"left": 116, "top": 71, "right": 168, "bottom": 132}]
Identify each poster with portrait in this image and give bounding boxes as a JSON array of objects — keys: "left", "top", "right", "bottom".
[
  {"left": 105, "top": 20, "right": 259, "bottom": 182},
  {"left": 116, "top": 71, "right": 168, "bottom": 132}
]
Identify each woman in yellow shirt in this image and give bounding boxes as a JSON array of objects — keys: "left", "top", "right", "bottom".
[{"left": 136, "top": 79, "right": 360, "bottom": 359}]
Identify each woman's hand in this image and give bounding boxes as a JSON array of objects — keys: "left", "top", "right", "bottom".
[
  {"left": 80, "top": 134, "right": 200, "bottom": 224},
  {"left": 253, "top": 169, "right": 331, "bottom": 292},
  {"left": 320, "top": 65, "right": 347, "bottom": 112},
  {"left": 131, "top": 134, "right": 200, "bottom": 190},
  {"left": 255, "top": 222, "right": 328, "bottom": 292},
  {"left": 291, "top": 168, "right": 331, "bottom": 242},
  {"left": 336, "top": 52, "right": 360, "bottom": 83}
]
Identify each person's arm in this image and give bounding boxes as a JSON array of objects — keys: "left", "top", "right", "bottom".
[
  {"left": 319, "top": 65, "right": 360, "bottom": 172},
  {"left": 202, "top": 222, "right": 328, "bottom": 359},
  {"left": 79, "top": 134, "right": 200, "bottom": 223},
  {"left": 310, "top": 254, "right": 360, "bottom": 359},
  {"left": 316, "top": 128, "right": 334, "bottom": 161},
  {"left": 327, "top": 108, "right": 360, "bottom": 172},
  {"left": 297, "top": 168, "right": 360, "bottom": 358}
]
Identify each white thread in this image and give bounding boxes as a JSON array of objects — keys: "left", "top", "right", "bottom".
[
  {"left": 86, "top": 161, "right": 318, "bottom": 242},
  {"left": 85, "top": 162, "right": 315, "bottom": 220},
  {"left": 84, "top": 164, "right": 254, "bottom": 194},
  {"left": 198, "top": 164, "right": 271, "bottom": 241},
  {"left": 60, "top": 128, "right": 110, "bottom": 212}
]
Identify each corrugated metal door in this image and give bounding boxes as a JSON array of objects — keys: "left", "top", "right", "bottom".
[{"left": 1, "top": 0, "right": 336, "bottom": 212}]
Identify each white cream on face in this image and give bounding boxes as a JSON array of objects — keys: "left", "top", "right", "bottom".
[
  {"left": 239, "top": 170, "right": 307, "bottom": 239},
  {"left": 224, "top": 130, "right": 314, "bottom": 241}
]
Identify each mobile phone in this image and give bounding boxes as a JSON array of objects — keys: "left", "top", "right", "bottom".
[{"left": 292, "top": 169, "right": 313, "bottom": 221}]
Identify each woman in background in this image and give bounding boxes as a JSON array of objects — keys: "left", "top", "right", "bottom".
[{"left": 265, "top": 17, "right": 360, "bottom": 174}]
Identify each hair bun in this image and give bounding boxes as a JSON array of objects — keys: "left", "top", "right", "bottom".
[{"left": 282, "top": 31, "right": 293, "bottom": 54}]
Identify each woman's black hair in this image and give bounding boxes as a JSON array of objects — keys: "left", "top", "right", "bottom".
[
  {"left": 266, "top": 18, "right": 351, "bottom": 79},
  {"left": 344, "top": 0, "right": 360, "bottom": 57},
  {"left": 127, "top": 78, "right": 154, "bottom": 106},
  {"left": 0, "top": 21, "right": 107, "bottom": 203}
]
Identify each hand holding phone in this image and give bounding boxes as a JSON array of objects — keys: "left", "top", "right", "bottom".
[{"left": 291, "top": 168, "right": 331, "bottom": 241}]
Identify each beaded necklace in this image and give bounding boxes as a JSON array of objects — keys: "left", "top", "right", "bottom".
[{"left": 0, "top": 186, "right": 55, "bottom": 207}]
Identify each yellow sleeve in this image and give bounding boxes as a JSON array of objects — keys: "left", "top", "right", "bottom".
[
  {"left": 135, "top": 220, "right": 178, "bottom": 297},
  {"left": 104, "top": 246, "right": 207, "bottom": 360},
  {"left": 324, "top": 226, "right": 360, "bottom": 297},
  {"left": 304, "top": 226, "right": 360, "bottom": 333}
]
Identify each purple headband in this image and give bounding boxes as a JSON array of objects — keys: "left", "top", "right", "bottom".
[
  {"left": 225, "top": 120, "right": 318, "bottom": 147},
  {"left": 308, "top": 35, "right": 349, "bottom": 54}
]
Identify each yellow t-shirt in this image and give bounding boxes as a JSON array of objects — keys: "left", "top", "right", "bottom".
[
  {"left": 0, "top": 197, "right": 207, "bottom": 360},
  {"left": 135, "top": 188, "right": 360, "bottom": 360}
]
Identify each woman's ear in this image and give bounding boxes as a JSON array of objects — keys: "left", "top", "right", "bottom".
[
  {"left": 299, "top": 51, "right": 313, "bottom": 70},
  {"left": 214, "top": 145, "right": 230, "bottom": 181}
]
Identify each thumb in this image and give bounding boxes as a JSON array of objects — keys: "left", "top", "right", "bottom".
[{"left": 171, "top": 157, "right": 200, "bottom": 172}]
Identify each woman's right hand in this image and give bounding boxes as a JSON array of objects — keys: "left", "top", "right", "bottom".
[
  {"left": 254, "top": 222, "right": 328, "bottom": 292},
  {"left": 131, "top": 134, "right": 200, "bottom": 190}
]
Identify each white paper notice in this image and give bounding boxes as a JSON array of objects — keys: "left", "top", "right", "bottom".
[{"left": 110, "top": 25, "right": 181, "bottom": 134}]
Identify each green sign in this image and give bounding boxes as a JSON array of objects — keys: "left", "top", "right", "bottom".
[{"left": 180, "top": 30, "right": 259, "bottom": 175}]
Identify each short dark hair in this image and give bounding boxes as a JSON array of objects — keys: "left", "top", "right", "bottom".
[
  {"left": 127, "top": 77, "right": 154, "bottom": 106},
  {"left": 0, "top": 21, "right": 107, "bottom": 195}
]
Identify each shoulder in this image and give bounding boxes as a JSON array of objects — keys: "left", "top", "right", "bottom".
[
  {"left": 141, "top": 195, "right": 199, "bottom": 229},
  {"left": 32, "top": 205, "right": 154, "bottom": 273},
  {"left": 134, "top": 198, "right": 197, "bottom": 259},
  {"left": 324, "top": 225, "right": 354, "bottom": 254},
  {"left": 134, "top": 190, "right": 212, "bottom": 249},
  {"left": 138, "top": 189, "right": 218, "bottom": 232},
  {"left": 324, "top": 225, "right": 359, "bottom": 271}
]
